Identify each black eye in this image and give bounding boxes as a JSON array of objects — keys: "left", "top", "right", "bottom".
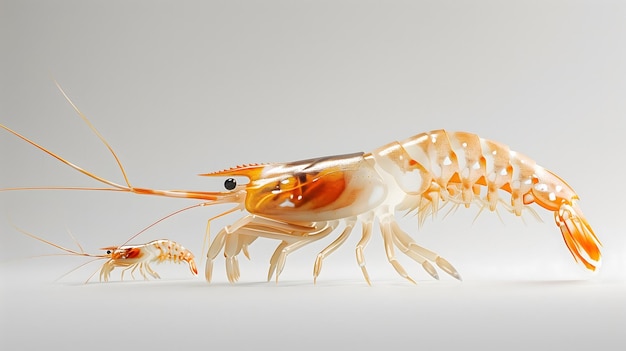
[
  {"left": 224, "top": 178, "right": 237, "bottom": 190},
  {"left": 106, "top": 250, "right": 112, "bottom": 254}
]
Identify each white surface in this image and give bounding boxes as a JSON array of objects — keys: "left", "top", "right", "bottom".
[{"left": 1, "top": 1, "right": 625, "bottom": 349}]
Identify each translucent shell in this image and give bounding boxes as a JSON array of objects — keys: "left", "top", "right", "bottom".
[{"left": 242, "top": 153, "right": 387, "bottom": 222}]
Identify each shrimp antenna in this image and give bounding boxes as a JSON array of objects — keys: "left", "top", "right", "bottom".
[
  {"left": 9, "top": 221, "right": 108, "bottom": 282},
  {"left": 1, "top": 81, "right": 227, "bottom": 203},
  {"left": 65, "top": 225, "right": 86, "bottom": 254},
  {"left": 112, "top": 201, "right": 241, "bottom": 260},
  {"left": 115, "top": 202, "right": 215, "bottom": 248},
  {"left": 0, "top": 123, "right": 130, "bottom": 191},
  {"left": 11, "top": 224, "right": 102, "bottom": 258},
  {"left": 53, "top": 257, "right": 105, "bottom": 284},
  {"left": 0, "top": 80, "right": 135, "bottom": 192},
  {"left": 53, "top": 80, "right": 133, "bottom": 189}
]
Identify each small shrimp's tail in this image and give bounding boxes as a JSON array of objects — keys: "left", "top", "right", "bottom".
[
  {"left": 186, "top": 257, "right": 198, "bottom": 275},
  {"left": 178, "top": 248, "right": 198, "bottom": 275},
  {"left": 555, "top": 202, "right": 601, "bottom": 271}
]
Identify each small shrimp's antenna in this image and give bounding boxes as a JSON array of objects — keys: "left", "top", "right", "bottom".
[
  {"left": 9, "top": 221, "right": 108, "bottom": 283},
  {"left": 11, "top": 224, "right": 102, "bottom": 258},
  {"left": 113, "top": 202, "right": 241, "bottom": 258},
  {"left": 53, "top": 258, "right": 104, "bottom": 284},
  {"left": 115, "top": 202, "right": 214, "bottom": 248}
]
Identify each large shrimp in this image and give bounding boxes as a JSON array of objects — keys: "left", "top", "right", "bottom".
[
  {"left": 0, "top": 86, "right": 601, "bottom": 284},
  {"left": 14, "top": 226, "right": 198, "bottom": 282}
]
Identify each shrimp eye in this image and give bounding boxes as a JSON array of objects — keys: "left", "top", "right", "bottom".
[
  {"left": 224, "top": 178, "right": 237, "bottom": 190},
  {"left": 106, "top": 250, "right": 112, "bottom": 254}
]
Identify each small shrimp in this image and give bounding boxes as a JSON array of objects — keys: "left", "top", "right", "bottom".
[
  {"left": 98, "top": 239, "right": 198, "bottom": 281},
  {"left": 14, "top": 226, "right": 198, "bottom": 282},
  {"left": 0, "top": 84, "right": 601, "bottom": 284}
]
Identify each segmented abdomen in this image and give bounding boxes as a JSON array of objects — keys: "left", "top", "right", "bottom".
[
  {"left": 149, "top": 240, "right": 195, "bottom": 265},
  {"left": 372, "top": 129, "right": 567, "bottom": 217}
]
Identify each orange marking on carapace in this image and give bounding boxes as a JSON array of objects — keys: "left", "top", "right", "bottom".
[
  {"left": 124, "top": 247, "right": 143, "bottom": 259},
  {"left": 299, "top": 171, "right": 346, "bottom": 209}
]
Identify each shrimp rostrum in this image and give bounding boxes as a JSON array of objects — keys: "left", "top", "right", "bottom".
[
  {"left": 1, "top": 105, "right": 601, "bottom": 284},
  {"left": 15, "top": 226, "right": 198, "bottom": 282}
]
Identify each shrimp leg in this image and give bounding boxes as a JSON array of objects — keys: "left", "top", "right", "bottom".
[{"left": 313, "top": 217, "right": 357, "bottom": 283}]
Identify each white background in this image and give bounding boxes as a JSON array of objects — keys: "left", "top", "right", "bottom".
[{"left": 1, "top": 1, "right": 624, "bottom": 349}]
